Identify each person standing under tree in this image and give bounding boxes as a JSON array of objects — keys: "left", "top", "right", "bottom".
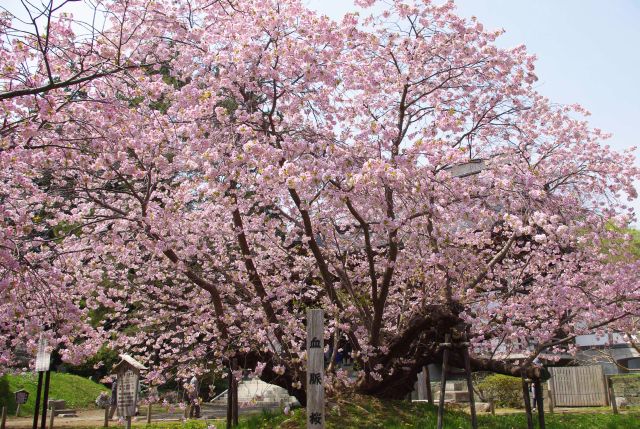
[
  {"left": 188, "top": 375, "right": 201, "bottom": 418},
  {"left": 108, "top": 376, "right": 118, "bottom": 420}
]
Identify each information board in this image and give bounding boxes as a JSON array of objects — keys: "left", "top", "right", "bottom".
[
  {"left": 15, "top": 390, "right": 29, "bottom": 405},
  {"left": 116, "top": 369, "right": 139, "bottom": 417},
  {"left": 35, "top": 334, "right": 51, "bottom": 372}
]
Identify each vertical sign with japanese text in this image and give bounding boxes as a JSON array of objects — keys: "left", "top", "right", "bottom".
[
  {"left": 306, "top": 308, "right": 324, "bottom": 429},
  {"left": 117, "top": 369, "right": 139, "bottom": 417}
]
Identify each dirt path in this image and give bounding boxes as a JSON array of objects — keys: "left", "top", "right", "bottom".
[
  {"left": 4, "top": 409, "right": 196, "bottom": 428},
  {"left": 6, "top": 409, "right": 124, "bottom": 428}
]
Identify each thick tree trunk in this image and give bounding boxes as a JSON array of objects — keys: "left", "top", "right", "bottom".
[
  {"left": 352, "top": 304, "right": 546, "bottom": 399},
  {"left": 246, "top": 303, "right": 544, "bottom": 404},
  {"left": 354, "top": 349, "right": 546, "bottom": 401}
]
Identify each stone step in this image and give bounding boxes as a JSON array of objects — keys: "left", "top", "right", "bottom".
[
  {"left": 54, "top": 409, "right": 78, "bottom": 417},
  {"left": 48, "top": 399, "right": 67, "bottom": 410}
]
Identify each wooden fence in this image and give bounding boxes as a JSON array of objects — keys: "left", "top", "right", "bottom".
[{"left": 548, "top": 366, "right": 608, "bottom": 407}]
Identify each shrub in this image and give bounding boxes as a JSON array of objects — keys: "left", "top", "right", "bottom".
[{"left": 476, "top": 374, "right": 523, "bottom": 408}]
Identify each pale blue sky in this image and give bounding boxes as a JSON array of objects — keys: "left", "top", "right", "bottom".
[
  {"left": 308, "top": 0, "right": 640, "bottom": 219},
  {"left": 307, "top": 0, "right": 640, "bottom": 154}
]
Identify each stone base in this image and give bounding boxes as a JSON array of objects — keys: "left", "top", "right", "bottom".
[{"left": 433, "top": 391, "right": 470, "bottom": 402}]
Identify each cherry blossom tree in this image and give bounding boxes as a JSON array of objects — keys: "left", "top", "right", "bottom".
[
  {"left": 0, "top": 0, "right": 166, "bottom": 368},
  {"left": 2, "top": 0, "right": 640, "bottom": 402}
]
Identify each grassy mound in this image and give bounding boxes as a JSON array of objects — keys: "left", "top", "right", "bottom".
[
  {"left": 238, "top": 395, "right": 640, "bottom": 429},
  {"left": 0, "top": 372, "right": 108, "bottom": 416}
]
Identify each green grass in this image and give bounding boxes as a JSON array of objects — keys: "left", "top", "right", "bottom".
[
  {"left": 0, "top": 372, "right": 108, "bottom": 416},
  {"left": 94, "top": 397, "right": 640, "bottom": 429},
  {"left": 3, "top": 390, "right": 639, "bottom": 428},
  {"left": 266, "top": 397, "right": 640, "bottom": 429}
]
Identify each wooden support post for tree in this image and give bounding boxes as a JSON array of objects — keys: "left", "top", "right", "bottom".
[
  {"left": 436, "top": 334, "right": 451, "bottom": 429},
  {"left": 546, "top": 384, "right": 554, "bottom": 414},
  {"left": 1, "top": 406, "right": 7, "bottom": 429},
  {"left": 307, "top": 308, "right": 325, "bottom": 429},
  {"left": 146, "top": 404, "right": 152, "bottom": 424},
  {"left": 40, "top": 370, "right": 51, "bottom": 429},
  {"left": 32, "top": 371, "right": 43, "bottom": 429},
  {"left": 232, "top": 358, "right": 239, "bottom": 426},
  {"left": 608, "top": 377, "right": 618, "bottom": 415},
  {"left": 48, "top": 406, "right": 55, "bottom": 429},
  {"left": 521, "top": 374, "right": 534, "bottom": 429},
  {"left": 15, "top": 404, "right": 21, "bottom": 417},
  {"left": 226, "top": 363, "right": 233, "bottom": 429},
  {"left": 462, "top": 344, "right": 478, "bottom": 429},
  {"left": 424, "top": 366, "right": 433, "bottom": 406},
  {"left": 534, "top": 378, "right": 545, "bottom": 429},
  {"left": 489, "top": 399, "right": 495, "bottom": 416},
  {"left": 103, "top": 407, "right": 109, "bottom": 427}
]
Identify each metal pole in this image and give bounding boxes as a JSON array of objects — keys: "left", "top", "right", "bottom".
[
  {"left": 40, "top": 370, "right": 51, "bottom": 429},
  {"left": 463, "top": 345, "right": 478, "bottom": 429},
  {"left": 521, "top": 374, "right": 534, "bottom": 429},
  {"left": 534, "top": 378, "right": 545, "bottom": 429},
  {"left": 32, "top": 371, "right": 43, "bottom": 429},
  {"left": 436, "top": 334, "right": 450, "bottom": 429}
]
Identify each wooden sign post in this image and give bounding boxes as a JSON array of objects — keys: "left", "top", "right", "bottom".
[
  {"left": 113, "top": 355, "right": 146, "bottom": 429},
  {"left": 306, "top": 309, "right": 324, "bottom": 429}
]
